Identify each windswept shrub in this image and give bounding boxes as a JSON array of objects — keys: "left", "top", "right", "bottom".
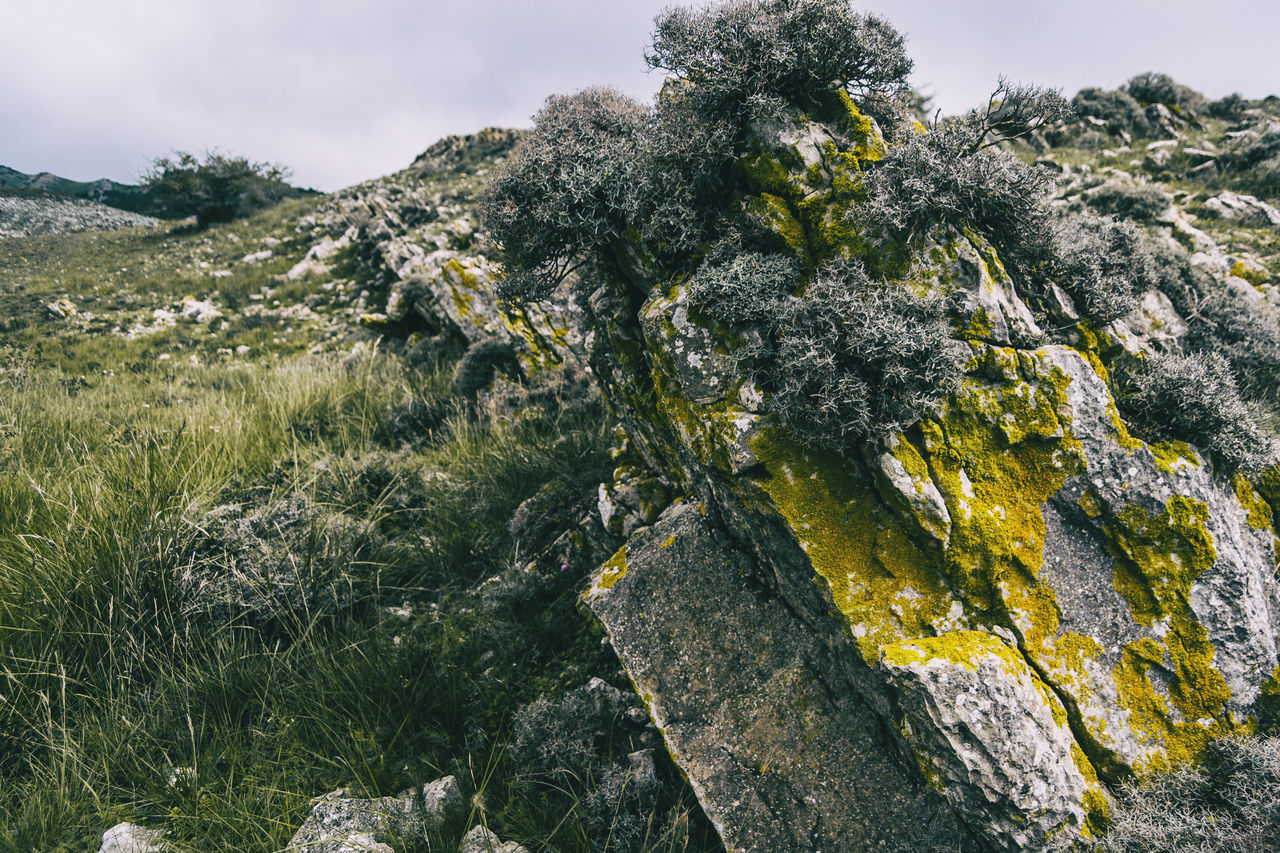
[
  {"left": 645, "top": 0, "right": 912, "bottom": 117},
  {"left": 1084, "top": 181, "right": 1170, "bottom": 222},
  {"left": 769, "top": 258, "right": 962, "bottom": 450},
  {"left": 1123, "top": 72, "right": 1206, "bottom": 113},
  {"left": 1147, "top": 239, "right": 1280, "bottom": 402},
  {"left": 1115, "top": 351, "right": 1278, "bottom": 475},
  {"left": 687, "top": 250, "right": 798, "bottom": 325},
  {"left": 1101, "top": 735, "right": 1280, "bottom": 853},
  {"left": 1072, "top": 87, "right": 1151, "bottom": 138},
  {"left": 483, "top": 0, "right": 916, "bottom": 303},
  {"left": 1207, "top": 92, "right": 1249, "bottom": 121}
]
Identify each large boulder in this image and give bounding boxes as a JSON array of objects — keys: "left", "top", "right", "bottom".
[{"left": 572, "top": 100, "right": 1280, "bottom": 852}]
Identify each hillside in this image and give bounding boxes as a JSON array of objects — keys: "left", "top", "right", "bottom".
[{"left": 3, "top": 9, "right": 1280, "bottom": 853}]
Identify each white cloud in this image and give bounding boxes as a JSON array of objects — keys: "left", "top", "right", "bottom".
[{"left": 2, "top": 0, "right": 1276, "bottom": 190}]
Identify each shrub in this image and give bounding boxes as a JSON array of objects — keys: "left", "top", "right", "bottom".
[
  {"left": 1084, "top": 182, "right": 1170, "bottom": 221},
  {"left": 1052, "top": 214, "right": 1156, "bottom": 322},
  {"left": 1207, "top": 92, "right": 1248, "bottom": 121},
  {"left": 1115, "top": 351, "right": 1278, "bottom": 475},
  {"left": 480, "top": 87, "right": 649, "bottom": 302},
  {"left": 769, "top": 258, "right": 962, "bottom": 451},
  {"left": 687, "top": 250, "right": 798, "bottom": 325},
  {"left": 1147, "top": 239, "right": 1280, "bottom": 402},
  {"left": 645, "top": 0, "right": 912, "bottom": 117},
  {"left": 453, "top": 338, "right": 522, "bottom": 398},
  {"left": 142, "top": 150, "right": 295, "bottom": 227},
  {"left": 1101, "top": 735, "right": 1280, "bottom": 853},
  {"left": 1072, "top": 87, "right": 1151, "bottom": 138},
  {"left": 483, "top": 0, "right": 916, "bottom": 304},
  {"left": 1123, "top": 72, "right": 1205, "bottom": 112}
]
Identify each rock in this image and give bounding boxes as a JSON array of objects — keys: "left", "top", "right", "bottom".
[
  {"left": 285, "top": 776, "right": 464, "bottom": 853},
  {"left": 585, "top": 502, "right": 975, "bottom": 853},
  {"left": 570, "top": 99, "right": 1280, "bottom": 852},
  {"left": 98, "top": 822, "right": 165, "bottom": 853},
  {"left": 288, "top": 233, "right": 350, "bottom": 280},
  {"left": 179, "top": 296, "right": 221, "bottom": 323},
  {"left": 1202, "top": 191, "right": 1280, "bottom": 227},
  {"left": 45, "top": 297, "right": 76, "bottom": 319},
  {"left": 0, "top": 195, "right": 156, "bottom": 239},
  {"left": 1145, "top": 103, "right": 1184, "bottom": 139},
  {"left": 242, "top": 249, "right": 273, "bottom": 263},
  {"left": 881, "top": 632, "right": 1104, "bottom": 852},
  {"left": 458, "top": 825, "right": 528, "bottom": 853}
]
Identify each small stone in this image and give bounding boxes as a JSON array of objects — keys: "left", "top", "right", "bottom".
[
  {"left": 458, "top": 825, "right": 528, "bottom": 853},
  {"left": 98, "top": 822, "right": 165, "bottom": 853}
]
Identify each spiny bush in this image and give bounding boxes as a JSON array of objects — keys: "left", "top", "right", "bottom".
[
  {"left": 686, "top": 249, "right": 798, "bottom": 325},
  {"left": 769, "top": 258, "right": 963, "bottom": 451},
  {"left": 483, "top": 0, "right": 914, "bottom": 303},
  {"left": 1115, "top": 351, "right": 1279, "bottom": 475},
  {"left": 481, "top": 87, "right": 648, "bottom": 302},
  {"left": 1101, "top": 735, "right": 1280, "bottom": 853},
  {"left": 1052, "top": 213, "right": 1157, "bottom": 322},
  {"left": 1147, "top": 239, "right": 1280, "bottom": 403}
]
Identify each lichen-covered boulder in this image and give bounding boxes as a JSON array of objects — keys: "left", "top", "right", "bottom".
[{"left": 569, "top": 96, "right": 1280, "bottom": 853}]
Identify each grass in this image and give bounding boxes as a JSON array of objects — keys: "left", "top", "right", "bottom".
[{"left": 0, "top": 205, "right": 721, "bottom": 852}]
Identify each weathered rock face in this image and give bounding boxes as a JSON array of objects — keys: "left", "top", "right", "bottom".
[
  {"left": 297, "top": 128, "right": 585, "bottom": 372},
  {"left": 568, "top": 102, "right": 1280, "bottom": 852},
  {"left": 585, "top": 501, "right": 978, "bottom": 853}
]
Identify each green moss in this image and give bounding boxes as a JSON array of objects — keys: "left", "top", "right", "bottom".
[
  {"left": 881, "top": 629, "right": 1022, "bottom": 674},
  {"left": 1105, "top": 496, "right": 1246, "bottom": 769},
  {"left": 1233, "top": 472, "right": 1275, "bottom": 531},
  {"left": 1149, "top": 440, "right": 1201, "bottom": 473},
  {"left": 922, "top": 347, "right": 1084, "bottom": 616},
  {"left": 745, "top": 192, "right": 811, "bottom": 266},
  {"left": 1230, "top": 260, "right": 1270, "bottom": 285},
  {"left": 597, "top": 545, "right": 629, "bottom": 591},
  {"left": 750, "top": 428, "right": 958, "bottom": 660}
]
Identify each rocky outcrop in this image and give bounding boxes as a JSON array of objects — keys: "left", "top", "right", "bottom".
[
  {"left": 294, "top": 129, "right": 585, "bottom": 372},
  {"left": 566, "top": 102, "right": 1280, "bottom": 852},
  {"left": 97, "top": 822, "right": 165, "bottom": 853},
  {"left": 0, "top": 194, "right": 157, "bottom": 239}
]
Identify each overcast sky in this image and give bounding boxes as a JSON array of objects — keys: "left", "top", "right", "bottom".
[{"left": 3, "top": 1, "right": 1277, "bottom": 192}]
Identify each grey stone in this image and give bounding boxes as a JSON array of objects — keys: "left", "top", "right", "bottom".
[
  {"left": 881, "top": 632, "right": 1101, "bottom": 852},
  {"left": 458, "top": 825, "right": 527, "bottom": 853},
  {"left": 1203, "top": 190, "right": 1280, "bottom": 227},
  {"left": 285, "top": 776, "right": 464, "bottom": 853},
  {"left": 98, "top": 823, "right": 165, "bottom": 853}
]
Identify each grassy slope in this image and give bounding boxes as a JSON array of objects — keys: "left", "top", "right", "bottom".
[{"left": 0, "top": 200, "right": 715, "bottom": 851}]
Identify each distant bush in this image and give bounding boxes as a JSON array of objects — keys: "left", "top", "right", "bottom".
[
  {"left": 1207, "top": 92, "right": 1249, "bottom": 121},
  {"left": 1115, "top": 351, "right": 1278, "bottom": 475},
  {"left": 142, "top": 150, "right": 296, "bottom": 228},
  {"left": 1123, "top": 72, "right": 1206, "bottom": 113},
  {"left": 1101, "top": 735, "right": 1280, "bottom": 853},
  {"left": 1072, "top": 87, "right": 1151, "bottom": 138},
  {"left": 1085, "top": 182, "right": 1169, "bottom": 222},
  {"left": 769, "top": 258, "right": 962, "bottom": 451}
]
